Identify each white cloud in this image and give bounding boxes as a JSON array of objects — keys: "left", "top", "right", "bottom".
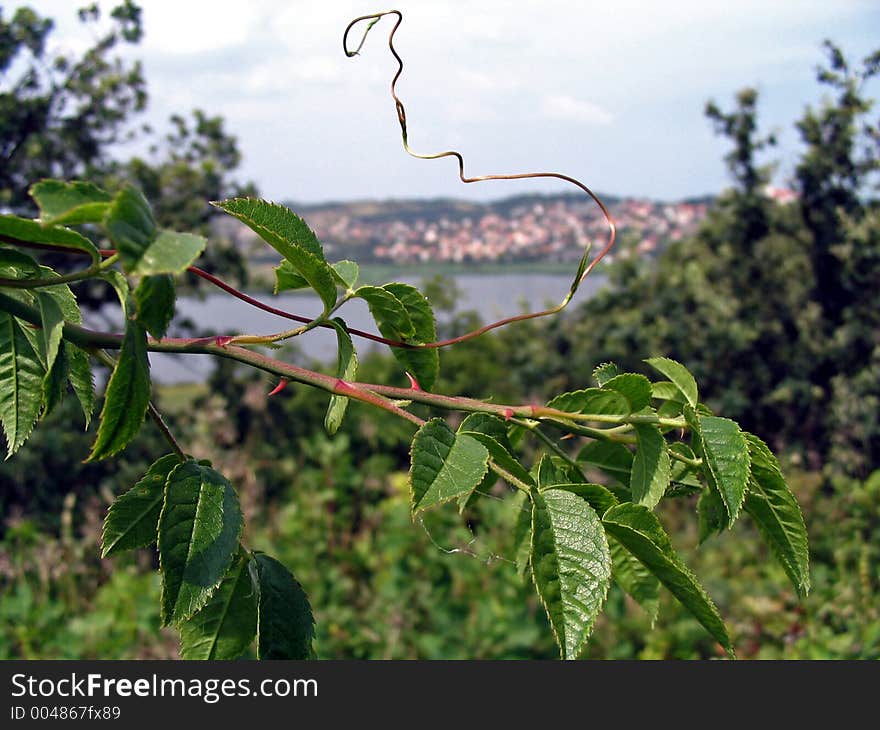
[{"left": 541, "top": 94, "right": 614, "bottom": 125}]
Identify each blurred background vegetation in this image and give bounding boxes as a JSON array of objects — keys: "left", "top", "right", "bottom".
[{"left": 0, "top": 3, "right": 877, "bottom": 659}]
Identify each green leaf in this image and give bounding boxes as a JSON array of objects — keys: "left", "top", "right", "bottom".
[
  {"left": 644, "top": 357, "right": 698, "bottom": 407},
  {"left": 0, "top": 248, "right": 41, "bottom": 279},
  {"left": 158, "top": 461, "right": 243, "bottom": 624},
  {"left": 0, "top": 311, "right": 46, "bottom": 457},
  {"left": 278, "top": 246, "right": 337, "bottom": 312},
  {"left": 86, "top": 322, "right": 151, "bottom": 462},
  {"left": 461, "top": 431, "right": 534, "bottom": 488},
  {"left": 651, "top": 380, "right": 683, "bottom": 401},
  {"left": 0, "top": 214, "right": 100, "bottom": 265},
  {"left": 630, "top": 422, "right": 670, "bottom": 509},
  {"left": 66, "top": 343, "right": 95, "bottom": 428},
  {"left": 686, "top": 409, "right": 750, "bottom": 527},
  {"left": 131, "top": 230, "right": 207, "bottom": 277},
  {"left": 456, "top": 413, "right": 513, "bottom": 509},
  {"left": 458, "top": 413, "right": 512, "bottom": 449},
  {"left": 42, "top": 343, "right": 68, "bottom": 415},
  {"left": 104, "top": 185, "right": 157, "bottom": 271},
  {"left": 602, "top": 503, "right": 732, "bottom": 655},
  {"left": 593, "top": 361, "right": 619, "bottom": 386},
  {"left": 180, "top": 548, "right": 258, "bottom": 660},
  {"left": 512, "top": 491, "right": 532, "bottom": 578},
  {"left": 102, "top": 453, "right": 180, "bottom": 557},
  {"left": 697, "top": 485, "right": 727, "bottom": 543},
  {"left": 355, "top": 285, "right": 415, "bottom": 340},
  {"left": 331, "top": 260, "right": 359, "bottom": 289},
  {"left": 273, "top": 260, "right": 309, "bottom": 292},
  {"left": 252, "top": 553, "right": 316, "bottom": 660},
  {"left": 609, "top": 536, "right": 660, "bottom": 625},
  {"left": 213, "top": 198, "right": 325, "bottom": 261},
  {"left": 531, "top": 487, "right": 611, "bottom": 659},
  {"left": 668, "top": 442, "right": 702, "bottom": 492},
  {"left": 105, "top": 186, "right": 205, "bottom": 275},
  {"left": 98, "top": 269, "right": 131, "bottom": 315},
  {"left": 743, "top": 433, "right": 810, "bottom": 598},
  {"left": 324, "top": 318, "right": 358, "bottom": 435},
  {"left": 546, "top": 387, "right": 629, "bottom": 417},
  {"left": 29, "top": 179, "right": 112, "bottom": 225},
  {"left": 409, "top": 418, "right": 489, "bottom": 514},
  {"left": 134, "top": 274, "right": 175, "bottom": 339},
  {"left": 34, "top": 291, "right": 64, "bottom": 373},
  {"left": 577, "top": 441, "right": 633, "bottom": 487},
  {"left": 602, "top": 373, "right": 653, "bottom": 412},
  {"left": 382, "top": 282, "right": 439, "bottom": 391},
  {"left": 545, "top": 483, "right": 619, "bottom": 516}
]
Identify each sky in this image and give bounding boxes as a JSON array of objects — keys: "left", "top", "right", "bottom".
[{"left": 23, "top": 0, "right": 880, "bottom": 204}]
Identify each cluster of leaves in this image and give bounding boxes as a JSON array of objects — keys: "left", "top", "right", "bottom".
[{"left": 0, "top": 179, "right": 810, "bottom": 658}]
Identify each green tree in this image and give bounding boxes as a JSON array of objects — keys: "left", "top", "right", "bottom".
[{"left": 0, "top": 2, "right": 146, "bottom": 213}]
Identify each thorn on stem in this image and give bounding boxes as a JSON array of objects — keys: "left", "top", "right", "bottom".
[
  {"left": 503, "top": 408, "right": 514, "bottom": 421},
  {"left": 405, "top": 372, "right": 422, "bottom": 391},
  {"left": 268, "top": 379, "right": 288, "bottom": 397},
  {"left": 214, "top": 335, "right": 234, "bottom": 347}
]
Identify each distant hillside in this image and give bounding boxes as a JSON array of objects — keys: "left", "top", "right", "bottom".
[{"left": 227, "top": 191, "right": 715, "bottom": 265}]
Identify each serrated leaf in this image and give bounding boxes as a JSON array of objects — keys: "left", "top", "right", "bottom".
[
  {"left": 66, "top": 342, "right": 95, "bottom": 428},
  {"left": 158, "top": 461, "right": 243, "bottom": 625},
  {"left": 105, "top": 186, "right": 205, "bottom": 275},
  {"left": 104, "top": 185, "right": 157, "bottom": 271},
  {"left": 86, "top": 322, "right": 151, "bottom": 462},
  {"left": 651, "top": 381, "right": 683, "bottom": 401},
  {"left": 0, "top": 248, "right": 41, "bottom": 279},
  {"left": 382, "top": 283, "right": 439, "bottom": 391},
  {"left": 630, "top": 422, "right": 670, "bottom": 509},
  {"left": 324, "top": 318, "right": 358, "bottom": 435},
  {"left": 547, "top": 387, "right": 630, "bottom": 417},
  {"left": 102, "top": 453, "right": 180, "bottom": 557},
  {"left": 409, "top": 418, "right": 489, "bottom": 514},
  {"left": 593, "top": 361, "right": 619, "bottom": 386},
  {"left": 602, "top": 503, "right": 732, "bottom": 655},
  {"left": 331, "top": 260, "right": 359, "bottom": 289},
  {"left": 134, "top": 274, "right": 175, "bottom": 339},
  {"left": 0, "top": 214, "right": 100, "bottom": 265},
  {"left": 34, "top": 291, "right": 64, "bottom": 373},
  {"left": 644, "top": 357, "right": 698, "bottom": 407},
  {"left": 0, "top": 311, "right": 46, "bottom": 457},
  {"left": 132, "top": 230, "right": 207, "bottom": 277},
  {"left": 545, "top": 483, "right": 619, "bottom": 516},
  {"left": 355, "top": 285, "right": 415, "bottom": 340},
  {"left": 686, "top": 409, "right": 750, "bottom": 528},
  {"left": 577, "top": 441, "right": 633, "bottom": 487},
  {"left": 697, "top": 485, "right": 727, "bottom": 543},
  {"left": 603, "top": 373, "right": 653, "bottom": 412},
  {"left": 461, "top": 431, "right": 534, "bottom": 488},
  {"left": 278, "top": 246, "right": 337, "bottom": 312},
  {"left": 29, "top": 179, "right": 112, "bottom": 225},
  {"left": 743, "top": 433, "right": 810, "bottom": 598},
  {"left": 213, "top": 198, "right": 325, "bottom": 261},
  {"left": 98, "top": 269, "right": 130, "bottom": 315},
  {"left": 609, "top": 536, "right": 660, "bottom": 624},
  {"left": 180, "top": 548, "right": 258, "bottom": 660},
  {"left": 273, "top": 260, "right": 309, "bottom": 292},
  {"left": 42, "top": 343, "right": 69, "bottom": 415},
  {"left": 512, "top": 491, "right": 532, "bottom": 578},
  {"left": 531, "top": 487, "right": 611, "bottom": 659},
  {"left": 252, "top": 553, "right": 315, "bottom": 660},
  {"left": 458, "top": 413, "right": 512, "bottom": 449}
]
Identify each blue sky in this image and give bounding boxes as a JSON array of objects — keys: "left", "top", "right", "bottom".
[{"left": 26, "top": 0, "right": 880, "bottom": 203}]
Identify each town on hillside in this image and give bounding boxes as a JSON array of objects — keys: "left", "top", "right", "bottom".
[{"left": 225, "top": 193, "right": 722, "bottom": 265}]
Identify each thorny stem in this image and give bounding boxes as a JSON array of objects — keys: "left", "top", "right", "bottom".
[{"left": 0, "top": 290, "right": 697, "bottom": 492}]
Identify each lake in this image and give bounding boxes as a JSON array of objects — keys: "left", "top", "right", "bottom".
[{"left": 142, "top": 273, "right": 607, "bottom": 383}]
